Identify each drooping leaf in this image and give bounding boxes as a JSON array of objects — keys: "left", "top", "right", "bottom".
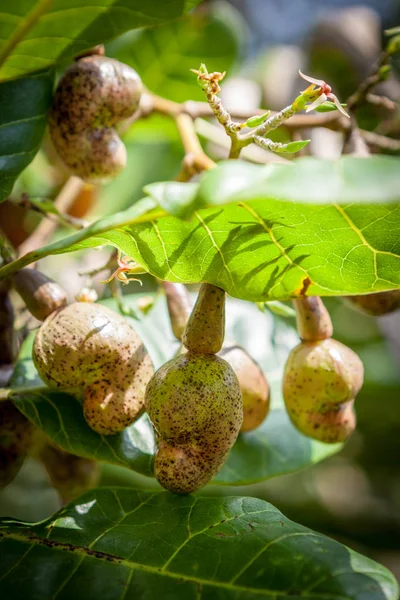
[
  {"left": 0, "top": 69, "right": 54, "bottom": 202},
  {"left": 0, "top": 488, "right": 397, "bottom": 600},
  {"left": 1, "top": 157, "right": 399, "bottom": 301},
  {"left": 0, "top": 0, "right": 201, "bottom": 81},
  {"left": 144, "top": 181, "right": 199, "bottom": 218},
  {"left": 106, "top": 1, "right": 245, "bottom": 101},
  {"left": 10, "top": 294, "right": 341, "bottom": 485}
]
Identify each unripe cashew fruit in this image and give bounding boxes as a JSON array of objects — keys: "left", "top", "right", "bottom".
[
  {"left": 33, "top": 302, "right": 153, "bottom": 435},
  {"left": 0, "top": 402, "right": 36, "bottom": 487},
  {"left": 165, "top": 280, "right": 269, "bottom": 432},
  {"left": 146, "top": 353, "right": 243, "bottom": 494},
  {"left": 13, "top": 268, "right": 67, "bottom": 321},
  {"left": 344, "top": 290, "right": 400, "bottom": 316},
  {"left": 49, "top": 55, "right": 142, "bottom": 182},
  {"left": 40, "top": 443, "right": 100, "bottom": 503},
  {"left": 283, "top": 338, "right": 364, "bottom": 443},
  {"left": 219, "top": 343, "right": 270, "bottom": 432}
]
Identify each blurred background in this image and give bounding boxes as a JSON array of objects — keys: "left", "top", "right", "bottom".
[{"left": 1, "top": 0, "right": 400, "bottom": 583}]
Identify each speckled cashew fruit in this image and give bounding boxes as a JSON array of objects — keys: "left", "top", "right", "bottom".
[
  {"left": 0, "top": 401, "right": 36, "bottom": 487},
  {"left": 13, "top": 268, "right": 67, "bottom": 321},
  {"left": 49, "top": 55, "right": 142, "bottom": 182},
  {"left": 284, "top": 297, "right": 364, "bottom": 443},
  {"left": 344, "top": 290, "right": 400, "bottom": 316},
  {"left": 40, "top": 443, "right": 100, "bottom": 503},
  {"left": 145, "top": 353, "right": 242, "bottom": 494},
  {"left": 146, "top": 283, "right": 242, "bottom": 494},
  {"left": 164, "top": 281, "right": 269, "bottom": 432},
  {"left": 33, "top": 302, "right": 153, "bottom": 435},
  {"left": 283, "top": 339, "right": 363, "bottom": 443},
  {"left": 219, "top": 343, "right": 270, "bottom": 432}
]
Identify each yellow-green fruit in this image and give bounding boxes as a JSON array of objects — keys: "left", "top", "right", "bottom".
[
  {"left": 49, "top": 55, "right": 142, "bottom": 182},
  {"left": 283, "top": 339, "right": 363, "bottom": 443},
  {"left": 33, "top": 302, "right": 154, "bottom": 435},
  {"left": 219, "top": 343, "right": 270, "bottom": 432},
  {"left": 40, "top": 443, "right": 100, "bottom": 503},
  {"left": 145, "top": 353, "right": 242, "bottom": 494},
  {"left": 0, "top": 402, "right": 36, "bottom": 487},
  {"left": 344, "top": 290, "right": 400, "bottom": 316}
]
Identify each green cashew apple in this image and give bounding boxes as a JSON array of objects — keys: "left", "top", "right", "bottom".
[
  {"left": 33, "top": 302, "right": 153, "bottom": 435},
  {"left": 164, "top": 280, "right": 270, "bottom": 432},
  {"left": 283, "top": 338, "right": 364, "bottom": 443},
  {"left": 219, "top": 343, "right": 270, "bottom": 432},
  {"left": 344, "top": 290, "right": 400, "bottom": 316},
  {"left": 13, "top": 268, "right": 67, "bottom": 321},
  {"left": 49, "top": 55, "right": 142, "bottom": 182},
  {"left": 145, "top": 352, "right": 243, "bottom": 494}
]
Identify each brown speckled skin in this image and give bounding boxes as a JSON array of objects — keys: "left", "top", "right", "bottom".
[
  {"left": 283, "top": 339, "right": 364, "bottom": 443},
  {"left": 183, "top": 284, "right": 225, "bottom": 354},
  {"left": 145, "top": 353, "right": 243, "bottom": 494},
  {"left": 49, "top": 56, "right": 142, "bottom": 182},
  {"left": 13, "top": 269, "right": 67, "bottom": 321},
  {"left": 0, "top": 402, "right": 36, "bottom": 487},
  {"left": 344, "top": 290, "right": 400, "bottom": 316},
  {"left": 33, "top": 302, "right": 154, "bottom": 435},
  {"left": 219, "top": 343, "right": 270, "bottom": 432}
]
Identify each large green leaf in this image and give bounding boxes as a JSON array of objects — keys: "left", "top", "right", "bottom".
[
  {"left": 0, "top": 488, "right": 397, "bottom": 600},
  {"left": 10, "top": 294, "right": 341, "bottom": 485},
  {"left": 0, "top": 0, "right": 200, "bottom": 81},
  {"left": 0, "top": 69, "right": 54, "bottom": 202},
  {"left": 106, "top": 1, "right": 245, "bottom": 101},
  {"left": 1, "top": 157, "right": 399, "bottom": 301}
]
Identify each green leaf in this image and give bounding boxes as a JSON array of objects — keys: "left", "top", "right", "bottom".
[
  {"left": 0, "top": 69, "right": 54, "bottom": 202},
  {"left": 106, "top": 1, "right": 245, "bottom": 102},
  {"left": 144, "top": 181, "right": 199, "bottom": 218},
  {"left": 0, "top": 0, "right": 200, "bottom": 81},
  {"left": 245, "top": 111, "right": 271, "bottom": 128},
  {"left": 10, "top": 295, "right": 341, "bottom": 485},
  {"left": 0, "top": 488, "right": 397, "bottom": 600},
  {"left": 276, "top": 139, "right": 310, "bottom": 153},
  {"left": 1, "top": 157, "right": 400, "bottom": 301}
]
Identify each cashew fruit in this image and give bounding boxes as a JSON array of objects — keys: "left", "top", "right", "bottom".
[
  {"left": 49, "top": 55, "right": 142, "bottom": 182},
  {"left": 145, "top": 352, "right": 242, "bottom": 494},
  {"left": 283, "top": 338, "right": 364, "bottom": 443},
  {"left": 40, "top": 443, "right": 100, "bottom": 503},
  {"left": 0, "top": 402, "right": 36, "bottom": 487},
  {"left": 33, "top": 302, "right": 153, "bottom": 435},
  {"left": 219, "top": 343, "right": 270, "bottom": 432},
  {"left": 344, "top": 291, "right": 400, "bottom": 316}
]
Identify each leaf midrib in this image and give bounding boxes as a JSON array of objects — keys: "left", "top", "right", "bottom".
[{"left": 0, "top": 530, "right": 351, "bottom": 600}]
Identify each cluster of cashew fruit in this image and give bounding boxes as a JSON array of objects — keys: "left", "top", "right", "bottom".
[
  {"left": 283, "top": 296, "right": 364, "bottom": 443},
  {"left": 49, "top": 49, "right": 142, "bottom": 182}
]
